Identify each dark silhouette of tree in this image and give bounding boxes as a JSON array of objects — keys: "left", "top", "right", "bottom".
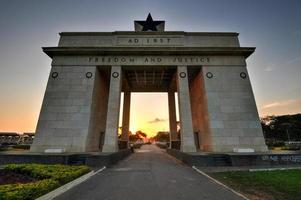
[
  {"left": 153, "top": 131, "right": 170, "bottom": 142},
  {"left": 128, "top": 130, "right": 147, "bottom": 142},
  {"left": 136, "top": 130, "right": 147, "bottom": 138},
  {"left": 261, "top": 113, "right": 301, "bottom": 146}
]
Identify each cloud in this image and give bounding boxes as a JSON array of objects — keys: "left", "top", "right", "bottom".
[
  {"left": 259, "top": 99, "right": 301, "bottom": 117},
  {"left": 286, "top": 56, "right": 301, "bottom": 65},
  {"left": 262, "top": 99, "right": 299, "bottom": 109},
  {"left": 148, "top": 118, "right": 166, "bottom": 123},
  {"left": 263, "top": 56, "right": 301, "bottom": 72},
  {"left": 264, "top": 65, "right": 275, "bottom": 72}
]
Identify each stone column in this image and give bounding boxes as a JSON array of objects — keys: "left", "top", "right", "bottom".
[
  {"left": 168, "top": 91, "right": 178, "bottom": 147},
  {"left": 121, "top": 91, "right": 131, "bottom": 143},
  {"left": 202, "top": 65, "right": 268, "bottom": 152},
  {"left": 102, "top": 66, "right": 122, "bottom": 152},
  {"left": 177, "top": 66, "right": 197, "bottom": 152},
  {"left": 30, "top": 66, "right": 99, "bottom": 153}
]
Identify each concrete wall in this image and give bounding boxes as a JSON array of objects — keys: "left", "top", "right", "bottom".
[
  {"left": 201, "top": 65, "right": 268, "bottom": 152},
  {"left": 30, "top": 66, "right": 102, "bottom": 152}
]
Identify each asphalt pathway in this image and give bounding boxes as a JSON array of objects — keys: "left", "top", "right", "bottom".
[{"left": 55, "top": 144, "right": 245, "bottom": 200}]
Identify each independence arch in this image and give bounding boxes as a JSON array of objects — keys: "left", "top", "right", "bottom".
[{"left": 30, "top": 15, "right": 268, "bottom": 153}]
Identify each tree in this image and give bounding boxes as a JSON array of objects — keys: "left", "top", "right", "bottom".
[
  {"left": 128, "top": 130, "right": 147, "bottom": 142},
  {"left": 153, "top": 131, "right": 170, "bottom": 142},
  {"left": 136, "top": 130, "right": 147, "bottom": 138},
  {"left": 260, "top": 113, "right": 301, "bottom": 144}
]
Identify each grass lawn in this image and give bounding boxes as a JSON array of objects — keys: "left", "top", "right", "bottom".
[
  {"left": 0, "top": 145, "right": 31, "bottom": 153},
  {"left": 209, "top": 169, "right": 301, "bottom": 200}
]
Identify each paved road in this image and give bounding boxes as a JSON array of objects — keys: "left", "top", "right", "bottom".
[{"left": 55, "top": 145, "right": 244, "bottom": 200}]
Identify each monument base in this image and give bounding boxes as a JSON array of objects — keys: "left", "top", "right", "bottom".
[
  {"left": 0, "top": 149, "right": 131, "bottom": 167},
  {"left": 166, "top": 148, "right": 301, "bottom": 167}
]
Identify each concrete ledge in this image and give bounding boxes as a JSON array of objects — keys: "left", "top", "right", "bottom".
[
  {"left": 166, "top": 148, "right": 301, "bottom": 167},
  {"left": 43, "top": 47, "right": 255, "bottom": 58},
  {"left": 166, "top": 149, "right": 231, "bottom": 167},
  {"left": 59, "top": 31, "right": 239, "bottom": 36},
  {"left": 0, "top": 149, "right": 132, "bottom": 167},
  {"left": 233, "top": 148, "right": 254, "bottom": 153},
  {"left": 44, "top": 148, "right": 66, "bottom": 153},
  {"left": 36, "top": 166, "right": 106, "bottom": 200}
]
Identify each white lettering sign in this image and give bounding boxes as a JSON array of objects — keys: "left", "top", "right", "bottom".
[
  {"left": 87, "top": 56, "right": 210, "bottom": 65},
  {"left": 117, "top": 37, "right": 183, "bottom": 46}
]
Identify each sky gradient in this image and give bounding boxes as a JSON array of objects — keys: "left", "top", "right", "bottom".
[{"left": 0, "top": 0, "right": 301, "bottom": 136}]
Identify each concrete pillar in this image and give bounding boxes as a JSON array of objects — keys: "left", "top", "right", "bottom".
[
  {"left": 102, "top": 66, "right": 122, "bottom": 152},
  {"left": 86, "top": 69, "right": 109, "bottom": 152},
  {"left": 121, "top": 91, "right": 131, "bottom": 142},
  {"left": 168, "top": 91, "right": 178, "bottom": 147},
  {"left": 177, "top": 66, "right": 197, "bottom": 152},
  {"left": 30, "top": 66, "right": 99, "bottom": 153},
  {"left": 189, "top": 69, "right": 211, "bottom": 151}
]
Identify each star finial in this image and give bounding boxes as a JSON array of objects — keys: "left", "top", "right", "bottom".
[{"left": 134, "top": 13, "right": 165, "bottom": 32}]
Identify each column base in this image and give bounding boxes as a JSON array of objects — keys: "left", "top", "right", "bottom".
[
  {"left": 118, "top": 140, "right": 129, "bottom": 150},
  {"left": 102, "top": 144, "right": 118, "bottom": 153},
  {"left": 210, "top": 144, "right": 269, "bottom": 153},
  {"left": 170, "top": 140, "right": 181, "bottom": 150},
  {"left": 181, "top": 145, "right": 197, "bottom": 153}
]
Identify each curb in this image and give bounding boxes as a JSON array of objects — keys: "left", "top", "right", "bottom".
[
  {"left": 249, "top": 166, "right": 301, "bottom": 172},
  {"left": 36, "top": 166, "right": 106, "bottom": 200},
  {"left": 192, "top": 166, "right": 249, "bottom": 200}
]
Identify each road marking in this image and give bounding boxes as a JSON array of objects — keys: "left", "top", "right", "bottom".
[
  {"left": 192, "top": 166, "right": 249, "bottom": 200},
  {"left": 113, "top": 167, "right": 132, "bottom": 171}
]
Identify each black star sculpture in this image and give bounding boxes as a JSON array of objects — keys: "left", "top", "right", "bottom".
[{"left": 134, "top": 13, "right": 165, "bottom": 32}]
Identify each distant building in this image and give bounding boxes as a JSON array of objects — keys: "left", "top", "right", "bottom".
[
  {"left": 21, "top": 132, "right": 35, "bottom": 144},
  {"left": 0, "top": 132, "right": 20, "bottom": 145},
  {"left": 0, "top": 132, "right": 35, "bottom": 145},
  {"left": 0, "top": 132, "right": 19, "bottom": 136}
]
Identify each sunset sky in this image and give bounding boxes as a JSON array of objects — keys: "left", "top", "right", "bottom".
[{"left": 0, "top": 0, "right": 301, "bottom": 137}]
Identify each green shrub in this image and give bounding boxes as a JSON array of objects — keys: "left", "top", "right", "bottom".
[
  {"left": 266, "top": 140, "right": 285, "bottom": 147},
  {"left": 0, "top": 146, "right": 10, "bottom": 151},
  {"left": 0, "top": 164, "right": 91, "bottom": 200},
  {"left": 281, "top": 145, "right": 300, "bottom": 151},
  {"left": 0, "top": 179, "right": 60, "bottom": 200},
  {"left": 5, "top": 164, "right": 90, "bottom": 184},
  {"left": 12, "top": 145, "right": 31, "bottom": 150}
]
